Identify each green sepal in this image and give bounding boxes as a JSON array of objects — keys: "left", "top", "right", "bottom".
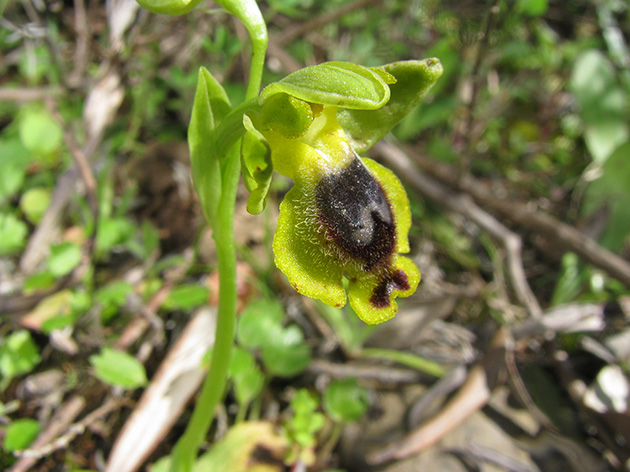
[
  {"left": 260, "top": 62, "right": 391, "bottom": 110},
  {"left": 241, "top": 115, "right": 273, "bottom": 215},
  {"left": 188, "top": 67, "right": 231, "bottom": 228},
  {"left": 136, "top": 0, "right": 201, "bottom": 15},
  {"left": 339, "top": 58, "right": 443, "bottom": 154}
]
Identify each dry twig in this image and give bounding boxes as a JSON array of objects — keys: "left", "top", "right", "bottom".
[
  {"left": 374, "top": 141, "right": 543, "bottom": 319},
  {"left": 9, "top": 396, "right": 86, "bottom": 472},
  {"left": 410, "top": 149, "right": 630, "bottom": 287},
  {"left": 368, "top": 329, "right": 510, "bottom": 464}
]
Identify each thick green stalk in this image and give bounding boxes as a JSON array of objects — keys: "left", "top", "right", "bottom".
[
  {"left": 171, "top": 3, "right": 267, "bottom": 470},
  {"left": 170, "top": 145, "right": 241, "bottom": 472}
]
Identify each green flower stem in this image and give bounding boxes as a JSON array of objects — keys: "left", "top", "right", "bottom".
[
  {"left": 216, "top": 0, "right": 267, "bottom": 101},
  {"left": 171, "top": 2, "right": 267, "bottom": 468},
  {"left": 171, "top": 144, "right": 241, "bottom": 472},
  {"left": 360, "top": 348, "right": 446, "bottom": 378}
]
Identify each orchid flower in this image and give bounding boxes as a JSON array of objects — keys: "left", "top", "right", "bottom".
[{"left": 241, "top": 60, "right": 442, "bottom": 324}]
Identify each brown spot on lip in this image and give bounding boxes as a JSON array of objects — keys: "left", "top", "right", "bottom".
[
  {"left": 370, "top": 281, "right": 392, "bottom": 308},
  {"left": 392, "top": 269, "right": 410, "bottom": 291},
  {"left": 369, "top": 269, "right": 410, "bottom": 309}
]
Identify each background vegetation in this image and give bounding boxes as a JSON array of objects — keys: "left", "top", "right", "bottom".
[{"left": 1, "top": 0, "right": 629, "bottom": 471}]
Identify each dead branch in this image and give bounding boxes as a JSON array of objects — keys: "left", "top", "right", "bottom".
[
  {"left": 308, "top": 359, "right": 423, "bottom": 384},
  {"left": 12, "top": 397, "right": 121, "bottom": 467},
  {"left": 374, "top": 141, "right": 543, "bottom": 319},
  {"left": 368, "top": 328, "right": 510, "bottom": 464},
  {"left": 9, "top": 395, "right": 86, "bottom": 472},
  {"left": 512, "top": 303, "right": 606, "bottom": 340},
  {"left": 46, "top": 101, "right": 99, "bottom": 255},
  {"left": 0, "top": 86, "right": 63, "bottom": 102},
  {"left": 409, "top": 148, "right": 630, "bottom": 287}
]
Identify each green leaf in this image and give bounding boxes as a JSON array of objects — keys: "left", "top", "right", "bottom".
[
  {"left": 229, "top": 347, "right": 264, "bottom": 405},
  {"left": 20, "top": 187, "right": 51, "bottom": 224},
  {"left": 260, "top": 326, "right": 311, "bottom": 378},
  {"left": 0, "top": 330, "right": 41, "bottom": 386},
  {"left": 162, "top": 284, "right": 209, "bottom": 310},
  {"left": 38, "top": 290, "right": 90, "bottom": 333},
  {"left": 0, "top": 331, "right": 41, "bottom": 378},
  {"left": 236, "top": 299, "right": 285, "bottom": 349},
  {"left": 284, "top": 389, "right": 325, "bottom": 448},
  {"left": 517, "top": 0, "right": 548, "bottom": 16},
  {"left": 582, "top": 142, "right": 630, "bottom": 252},
  {"left": 551, "top": 253, "right": 583, "bottom": 306},
  {"left": 0, "top": 138, "right": 30, "bottom": 205},
  {"left": 3, "top": 418, "right": 41, "bottom": 452},
  {"left": 323, "top": 378, "right": 370, "bottom": 423},
  {"left": 90, "top": 348, "right": 148, "bottom": 389},
  {"left": 188, "top": 67, "right": 231, "bottom": 228},
  {"left": 18, "top": 106, "right": 63, "bottom": 163},
  {"left": 338, "top": 58, "right": 443, "bottom": 154},
  {"left": 47, "top": 242, "right": 82, "bottom": 277},
  {"left": 95, "top": 281, "right": 134, "bottom": 307},
  {"left": 570, "top": 50, "right": 628, "bottom": 163},
  {"left": 19, "top": 290, "right": 74, "bottom": 332},
  {"left": 241, "top": 115, "right": 273, "bottom": 214},
  {"left": 237, "top": 301, "right": 310, "bottom": 377},
  {"left": 260, "top": 62, "right": 391, "bottom": 110},
  {"left": 23, "top": 271, "right": 57, "bottom": 294},
  {"left": 0, "top": 213, "right": 28, "bottom": 256},
  {"left": 140, "top": 220, "right": 161, "bottom": 257},
  {"left": 96, "top": 217, "right": 135, "bottom": 256}
]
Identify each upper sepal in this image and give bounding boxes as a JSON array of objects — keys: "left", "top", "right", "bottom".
[
  {"left": 339, "top": 58, "right": 443, "bottom": 154},
  {"left": 260, "top": 62, "right": 391, "bottom": 111}
]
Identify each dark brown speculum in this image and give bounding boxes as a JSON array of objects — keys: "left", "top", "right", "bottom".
[
  {"left": 370, "top": 269, "right": 410, "bottom": 308},
  {"left": 316, "top": 157, "right": 396, "bottom": 272}
]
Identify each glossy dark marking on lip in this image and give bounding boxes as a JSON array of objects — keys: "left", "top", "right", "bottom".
[
  {"left": 316, "top": 157, "right": 396, "bottom": 271},
  {"left": 370, "top": 269, "right": 410, "bottom": 308}
]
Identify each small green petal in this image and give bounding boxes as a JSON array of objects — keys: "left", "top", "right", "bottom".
[
  {"left": 339, "top": 58, "right": 443, "bottom": 154},
  {"left": 241, "top": 115, "right": 273, "bottom": 214}
]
